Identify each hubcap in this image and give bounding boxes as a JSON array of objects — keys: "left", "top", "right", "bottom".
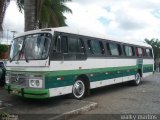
[
  {"left": 135, "top": 73, "right": 141, "bottom": 84},
  {"left": 73, "top": 80, "right": 85, "bottom": 98}
]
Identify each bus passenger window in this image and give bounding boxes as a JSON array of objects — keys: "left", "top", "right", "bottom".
[
  {"left": 146, "top": 48, "right": 153, "bottom": 58},
  {"left": 142, "top": 48, "right": 145, "bottom": 56},
  {"left": 78, "top": 39, "right": 85, "bottom": 54},
  {"left": 149, "top": 49, "right": 153, "bottom": 57},
  {"left": 68, "top": 37, "right": 77, "bottom": 53},
  {"left": 87, "top": 40, "right": 103, "bottom": 55},
  {"left": 124, "top": 46, "right": 134, "bottom": 56},
  {"left": 54, "top": 36, "right": 61, "bottom": 53},
  {"left": 136, "top": 47, "right": 143, "bottom": 57},
  {"left": 68, "top": 37, "right": 85, "bottom": 54},
  {"left": 87, "top": 40, "right": 93, "bottom": 54},
  {"left": 99, "top": 41, "right": 105, "bottom": 54},
  {"left": 107, "top": 43, "right": 120, "bottom": 56},
  {"left": 61, "top": 36, "right": 68, "bottom": 53}
]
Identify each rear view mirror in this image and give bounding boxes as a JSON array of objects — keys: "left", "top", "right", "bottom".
[{"left": 18, "top": 44, "right": 22, "bottom": 51}]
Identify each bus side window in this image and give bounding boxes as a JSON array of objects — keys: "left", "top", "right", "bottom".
[
  {"left": 78, "top": 39, "right": 85, "bottom": 54},
  {"left": 87, "top": 40, "right": 93, "bottom": 54},
  {"left": 132, "top": 47, "right": 135, "bottom": 56},
  {"left": 64, "top": 36, "right": 87, "bottom": 60},
  {"left": 61, "top": 36, "right": 68, "bottom": 53},
  {"left": 52, "top": 35, "right": 65, "bottom": 60},
  {"left": 124, "top": 45, "right": 134, "bottom": 57},
  {"left": 136, "top": 47, "right": 143, "bottom": 57},
  {"left": 53, "top": 35, "right": 68, "bottom": 60},
  {"left": 53, "top": 35, "right": 68, "bottom": 53},
  {"left": 142, "top": 48, "right": 145, "bottom": 56},
  {"left": 146, "top": 48, "right": 153, "bottom": 58},
  {"left": 76, "top": 38, "right": 87, "bottom": 60},
  {"left": 99, "top": 41, "right": 105, "bottom": 54},
  {"left": 118, "top": 44, "right": 122, "bottom": 56},
  {"left": 107, "top": 43, "right": 120, "bottom": 56},
  {"left": 149, "top": 49, "right": 153, "bottom": 58},
  {"left": 87, "top": 40, "right": 104, "bottom": 56},
  {"left": 68, "top": 37, "right": 78, "bottom": 53},
  {"left": 67, "top": 37, "right": 85, "bottom": 53},
  {"left": 53, "top": 35, "right": 61, "bottom": 53}
]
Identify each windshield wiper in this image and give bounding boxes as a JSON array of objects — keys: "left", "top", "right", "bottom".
[
  {"left": 10, "top": 50, "right": 21, "bottom": 62},
  {"left": 23, "top": 46, "right": 29, "bottom": 63},
  {"left": 10, "top": 43, "right": 29, "bottom": 63}
]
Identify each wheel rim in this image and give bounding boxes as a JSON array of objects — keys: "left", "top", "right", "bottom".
[
  {"left": 73, "top": 80, "right": 85, "bottom": 98},
  {"left": 135, "top": 73, "right": 141, "bottom": 84}
]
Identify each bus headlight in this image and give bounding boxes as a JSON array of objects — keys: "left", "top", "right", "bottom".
[
  {"left": 35, "top": 80, "right": 40, "bottom": 86},
  {"left": 29, "top": 79, "right": 43, "bottom": 88},
  {"left": 30, "top": 80, "right": 35, "bottom": 86}
]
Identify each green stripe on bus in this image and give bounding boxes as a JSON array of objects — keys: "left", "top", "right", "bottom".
[
  {"left": 6, "top": 64, "right": 153, "bottom": 89},
  {"left": 44, "top": 65, "right": 138, "bottom": 88},
  {"left": 44, "top": 64, "right": 153, "bottom": 88},
  {"left": 143, "top": 64, "right": 153, "bottom": 73},
  {"left": 45, "top": 65, "right": 138, "bottom": 77}
]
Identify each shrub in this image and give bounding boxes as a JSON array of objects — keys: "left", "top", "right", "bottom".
[
  {"left": 0, "top": 44, "right": 8, "bottom": 52},
  {"left": 0, "top": 44, "right": 9, "bottom": 58}
]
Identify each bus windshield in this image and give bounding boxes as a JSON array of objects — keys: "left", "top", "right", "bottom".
[
  {"left": 10, "top": 37, "right": 24, "bottom": 61},
  {"left": 10, "top": 33, "right": 51, "bottom": 61}
]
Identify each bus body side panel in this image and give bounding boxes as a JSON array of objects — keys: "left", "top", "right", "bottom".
[
  {"left": 143, "top": 58, "right": 154, "bottom": 77},
  {"left": 46, "top": 58, "right": 136, "bottom": 97}
]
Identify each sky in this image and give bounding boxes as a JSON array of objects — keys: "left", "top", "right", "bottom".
[{"left": 1, "top": 0, "right": 160, "bottom": 44}]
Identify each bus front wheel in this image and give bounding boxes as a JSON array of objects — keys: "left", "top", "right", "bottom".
[{"left": 72, "top": 79, "right": 86, "bottom": 99}]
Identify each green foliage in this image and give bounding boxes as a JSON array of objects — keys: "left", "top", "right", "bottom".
[
  {"left": 19, "top": 0, "right": 72, "bottom": 29},
  {"left": 145, "top": 38, "right": 160, "bottom": 60},
  {"left": 36, "top": 0, "right": 72, "bottom": 28},
  {"left": 1, "top": 0, "right": 72, "bottom": 31},
  {"left": 16, "top": 0, "right": 24, "bottom": 13},
  {"left": 0, "top": 44, "right": 8, "bottom": 53}
]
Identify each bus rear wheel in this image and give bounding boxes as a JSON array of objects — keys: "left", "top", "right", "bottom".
[
  {"left": 130, "top": 72, "right": 141, "bottom": 86},
  {"left": 72, "top": 79, "right": 86, "bottom": 99}
]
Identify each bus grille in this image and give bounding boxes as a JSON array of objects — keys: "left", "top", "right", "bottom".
[{"left": 10, "top": 74, "right": 28, "bottom": 87}]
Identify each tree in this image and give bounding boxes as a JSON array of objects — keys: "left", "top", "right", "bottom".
[
  {"left": 24, "top": 0, "right": 72, "bottom": 31},
  {"left": 145, "top": 38, "right": 160, "bottom": 70},
  {"left": 24, "top": 0, "right": 37, "bottom": 31},
  {"left": 36, "top": 0, "right": 72, "bottom": 29},
  {"left": 145, "top": 38, "right": 160, "bottom": 61},
  {"left": 0, "top": 0, "right": 24, "bottom": 31},
  {"left": 0, "top": 0, "right": 9, "bottom": 31},
  {"left": 0, "top": 0, "right": 72, "bottom": 31}
]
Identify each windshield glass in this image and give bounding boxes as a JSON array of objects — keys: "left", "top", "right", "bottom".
[
  {"left": 25, "top": 33, "right": 51, "bottom": 60},
  {"left": 9, "top": 33, "right": 51, "bottom": 61},
  {"left": 10, "top": 37, "right": 24, "bottom": 61}
]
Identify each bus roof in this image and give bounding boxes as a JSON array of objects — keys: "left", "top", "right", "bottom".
[{"left": 16, "top": 27, "right": 151, "bottom": 48}]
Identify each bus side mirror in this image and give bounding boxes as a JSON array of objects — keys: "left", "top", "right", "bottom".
[{"left": 18, "top": 44, "right": 22, "bottom": 51}]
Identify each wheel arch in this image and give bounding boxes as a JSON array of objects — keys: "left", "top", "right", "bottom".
[{"left": 76, "top": 74, "right": 90, "bottom": 89}]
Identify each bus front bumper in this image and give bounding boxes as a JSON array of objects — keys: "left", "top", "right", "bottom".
[{"left": 5, "top": 85, "right": 49, "bottom": 99}]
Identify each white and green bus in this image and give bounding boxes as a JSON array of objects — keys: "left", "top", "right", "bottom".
[{"left": 5, "top": 27, "right": 154, "bottom": 99}]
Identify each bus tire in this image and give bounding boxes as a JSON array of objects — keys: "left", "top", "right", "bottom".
[
  {"left": 131, "top": 72, "right": 141, "bottom": 86},
  {"left": 72, "top": 79, "right": 87, "bottom": 99}
]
